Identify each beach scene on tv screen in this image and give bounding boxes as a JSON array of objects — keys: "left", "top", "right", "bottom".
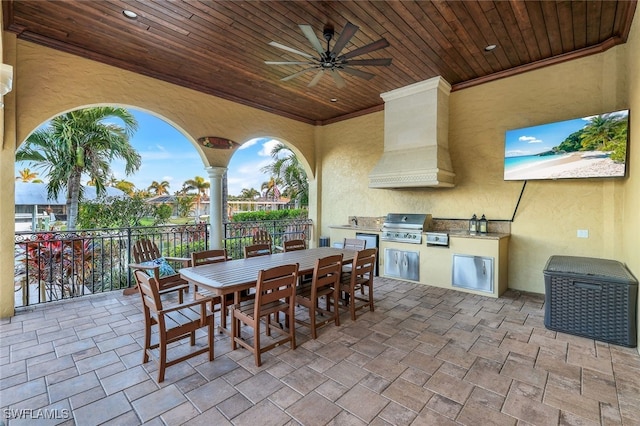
[{"left": 504, "top": 110, "right": 629, "bottom": 180}]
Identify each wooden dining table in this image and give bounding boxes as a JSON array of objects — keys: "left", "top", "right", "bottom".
[
  {"left": 179, "top": 246, "right": 357, "bottom": 304},
  {"left": 179, "top": 247, "right": 357, "bottom": 338}
]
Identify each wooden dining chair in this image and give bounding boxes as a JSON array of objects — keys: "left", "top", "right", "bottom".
[
  {"left": 252, "top": 229, "right": 272, "bottom": 245},
  {"left": 340, "top": 247, "right": 377, "bottom": 320},
  {"left": 125, "top": 238, "right": 190, "bottom": 302},
  {"left": 244, "top": 243, "right": 272, "bottom": 258},
  {"left": 341, "top": 237, "right": 367, "bottom": 279},
  {"left": 230, "top": 264, "right": 299, "bottom": 366},
  {"left": 190, "top": 249, "right": 228, "bottom": 325},
  {"left": 133, "top": 269, "right": 215, "bottom": 383},
  {"left": 343, "top": 238, "right": 366, "bottom": 251},
  {"left": 283, "top": 239, "right": 306, "bottom": 252},
  {"left": 295, "top": 254, "right": 342, "bottom": 339}
]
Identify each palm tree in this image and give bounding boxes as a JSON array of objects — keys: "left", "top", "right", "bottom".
[
  {"left": 16, "top": 107, "right": 140, "bottom": 229},
  {"left": 148, "top": 180, "right": 170, "bottom": 195},
  {"left": 261, "top": 143, "right": 308, "bottom": 207},
  {"left": 260, "top": 177, "right": 283, "bottom": 200},
  {"left": 580, "top": 114, "right": 620, "bottom": 151},
  {"left": 115, "top": 180, "right": 136, "bottom": 196},
  {"left": 183, "top": 176, "right": 210, "bottom": 218},
  {"left": 15, "top": 168, "right": 38, "bottom": 182},
  {"left": 240, "top": 188, "right": 260, "bottom": 200}
]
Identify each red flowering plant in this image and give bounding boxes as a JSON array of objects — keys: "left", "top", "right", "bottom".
[{"left": 17, "top": 233, "right": 97, "bottom": 302}]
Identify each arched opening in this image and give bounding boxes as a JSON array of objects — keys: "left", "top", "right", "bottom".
[{"left": 226, "top": 136, "right": 311, "bottom": 219}]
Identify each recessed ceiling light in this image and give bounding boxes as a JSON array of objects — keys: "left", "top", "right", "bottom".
[
  {"left": 330, "top": 98, "right": 338, "bottom": 103},
  {"left": 123, "top": 10, "right": 138, "bottom": 19},
  {"left": 484, "top": 44, "right": 497, "bottom": 52}
]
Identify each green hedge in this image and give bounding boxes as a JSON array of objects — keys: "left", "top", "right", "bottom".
[{"left": 231, "top": 209, "right": 307, "bottom": 222}]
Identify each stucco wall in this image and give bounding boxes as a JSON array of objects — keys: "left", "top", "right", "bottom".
[{"left": 320, "top": 42, "right": 633, "bottom": 296}]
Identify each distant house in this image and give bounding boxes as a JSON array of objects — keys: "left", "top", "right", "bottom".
[
  {"left": 145, "top": 194, "right": 211, "bottom": 218},
  {"left": 15, "top": 182, "right": 127, "bottom": 231}
]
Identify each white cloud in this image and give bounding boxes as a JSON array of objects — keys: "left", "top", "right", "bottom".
[
  {"left": 258, "top": 139, "right": 281, "bottom": 157},
  {"left": 518, "top": 135, "right": 543, "bottom": 144}
]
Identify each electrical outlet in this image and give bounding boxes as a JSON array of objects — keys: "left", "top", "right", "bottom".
[{"left": 577, "top": 229, "right": 589, "bottom": 238}]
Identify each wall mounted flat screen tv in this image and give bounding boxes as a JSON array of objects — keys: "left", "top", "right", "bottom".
[{"left": 504, "top": 109, "right": 629, "bottom": 181}]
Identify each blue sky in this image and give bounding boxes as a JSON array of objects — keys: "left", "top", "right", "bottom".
[
  {"left": 16, "top": 109, "right": 283, "bottom": 197},
  {"left": 504, "top": 117, "right": 587, "bottom": 158}
]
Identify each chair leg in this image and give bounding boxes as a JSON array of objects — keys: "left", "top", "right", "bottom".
[
  {"left": 310, "top": 301, "right": 317, "bottom": 339},
  {"left": 143, "top": 328, "right": 151, "bottom": 363},
  {"left": 190, "top": 331, "right": 196, "bottom": 346},
  {"left": 350, "top": 291, "right": 356, "bottom": 321},
  {"left": 254, "top": 321, "right": 262, "bottom": 367},
  {"left": 231, "top": 309, "right": 238, "bottom": 350},
  {"left": 289, "top": 307, "right": 296, "bottom": 350},
  {"left": 332, "top": 292, "right": 340, "bottom": 327},
  {"left": 208, "top": 319, "right": 215, "bottom": 361},
  {"left": 158, "top": 336, "right": 167, "bottom": 383}
]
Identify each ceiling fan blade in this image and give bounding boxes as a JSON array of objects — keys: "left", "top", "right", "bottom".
[
  {"left": 343, "top": 58, "right": 392, "bottom": 66},
  {"left": 340, "top": 38, "right": 390, "bottom": 60},
  {"left": 299, "top": 24, "right": 325, "bottom": 56},
  {"left": 340, "top": 67, "right": 376, "bottom": 80},
  {"left": 268, "top": 41, "right": 314, "bottom": 59},
  {"left": 281, "top": 68, "right": 316, "bottom": 82},
  {"left": 330, "top": 22, "right": 359, "bottom": 57},
  {"left": 265, "top": 61, "right": 314, "bottom": 65},
  {"left": 308, "top": 70, "right": 324, "bottom": 87},
  {"left": 331, "top": 70, "right": 346, "bottom": 88}
]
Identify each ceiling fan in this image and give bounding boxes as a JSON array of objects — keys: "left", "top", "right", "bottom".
[{"left": 265, "top": 22, "right": 392, "bottom": 89}]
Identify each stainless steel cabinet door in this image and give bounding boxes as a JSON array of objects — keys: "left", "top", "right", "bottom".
[
  {"left": 384, "top": 248, "right": 419, "bottom": 281},
  {"left": 452, "top": 254, "right": 494, "bottom": 293}
]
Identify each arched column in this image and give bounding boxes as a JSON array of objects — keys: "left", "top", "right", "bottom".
[{"left": 206, "top": 166, "right": 226, "bottom": 249}]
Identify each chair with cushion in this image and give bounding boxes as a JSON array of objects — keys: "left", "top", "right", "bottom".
[
  {"left": 340, "top": 248, "right": 377, "bottom": 320},
  {"left": 230, "top": 264, "right": 299, "bottom": 366},
  {"left": 295, "top": 254, "right": 342, "bottom": 339},
  {"left": 125, "top": 238, "right": 190, "bottom": 302},
  {"left": 133, "top": 269, "right": 214, "bottom": 383},
  {"left": 244, "top": 243, "right": 272, "bottom": 258},
  {"left": 283, "top": 239, "right": 306, "bottom": 252}
]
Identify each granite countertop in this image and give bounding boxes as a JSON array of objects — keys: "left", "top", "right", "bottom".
[
  {"left": 329, "top": 224, "right": 382, "bottom": 232},
  {"left": 329, "top": 225, "right": 509, "bottom": 240},
  {"left": 447, "top": 230, "right": 510, "bottom": 240}
]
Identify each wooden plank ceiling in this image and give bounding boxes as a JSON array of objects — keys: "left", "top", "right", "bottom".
[{"left": 3, "top": 0, "right": 637, "bottom": 124}]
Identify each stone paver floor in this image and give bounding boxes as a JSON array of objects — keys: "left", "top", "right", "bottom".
[{"left": 1, "top": 277, "right": 639, "bottom": 425}]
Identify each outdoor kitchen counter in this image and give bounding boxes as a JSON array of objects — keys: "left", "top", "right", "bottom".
[
  {"left": 447, "top": 231, "right": 510, "bottom": 240},
  {"left": 329, "top": 225, "right": 382, "bottom": 232}
]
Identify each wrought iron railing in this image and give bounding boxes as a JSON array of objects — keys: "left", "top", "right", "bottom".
[
  {"left": 13, "top": 219, "right": 312, "bottom": 307},
  {"left": 223, "top": 218, "right": 312, "bottom": 259}
]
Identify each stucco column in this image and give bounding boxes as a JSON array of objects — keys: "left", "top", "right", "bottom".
[{"left": 206, "top": 166, "right": 226, "bottom": 249}]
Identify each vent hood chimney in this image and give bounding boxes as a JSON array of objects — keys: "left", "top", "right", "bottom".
[{"left": 369, "top": 76, "right": 454, "bottom": 188}]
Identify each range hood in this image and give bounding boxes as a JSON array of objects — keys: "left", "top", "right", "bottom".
[{"left": 369, "top": 76, "right": 455, "bottom": 189}]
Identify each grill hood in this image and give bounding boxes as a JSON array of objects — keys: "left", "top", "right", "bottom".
[{"left": 369, "top": 76, "right": 455, "bottom": 189}]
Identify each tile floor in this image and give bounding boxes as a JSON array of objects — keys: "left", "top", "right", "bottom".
[{"left": 1, "top": 277, "right": 639, "bottom": 425}]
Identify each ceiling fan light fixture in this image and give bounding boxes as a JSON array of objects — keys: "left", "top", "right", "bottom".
[
  {"left": 123, "top": 10, "right": 138, "bottom": 20},
  {"left": 266, "top": 21, "right": 391, "bottom": 88}
]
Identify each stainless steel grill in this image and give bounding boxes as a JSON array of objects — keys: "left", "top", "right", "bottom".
[{"left": 380, "top": 213, "right": 432, "bottom": 244}]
